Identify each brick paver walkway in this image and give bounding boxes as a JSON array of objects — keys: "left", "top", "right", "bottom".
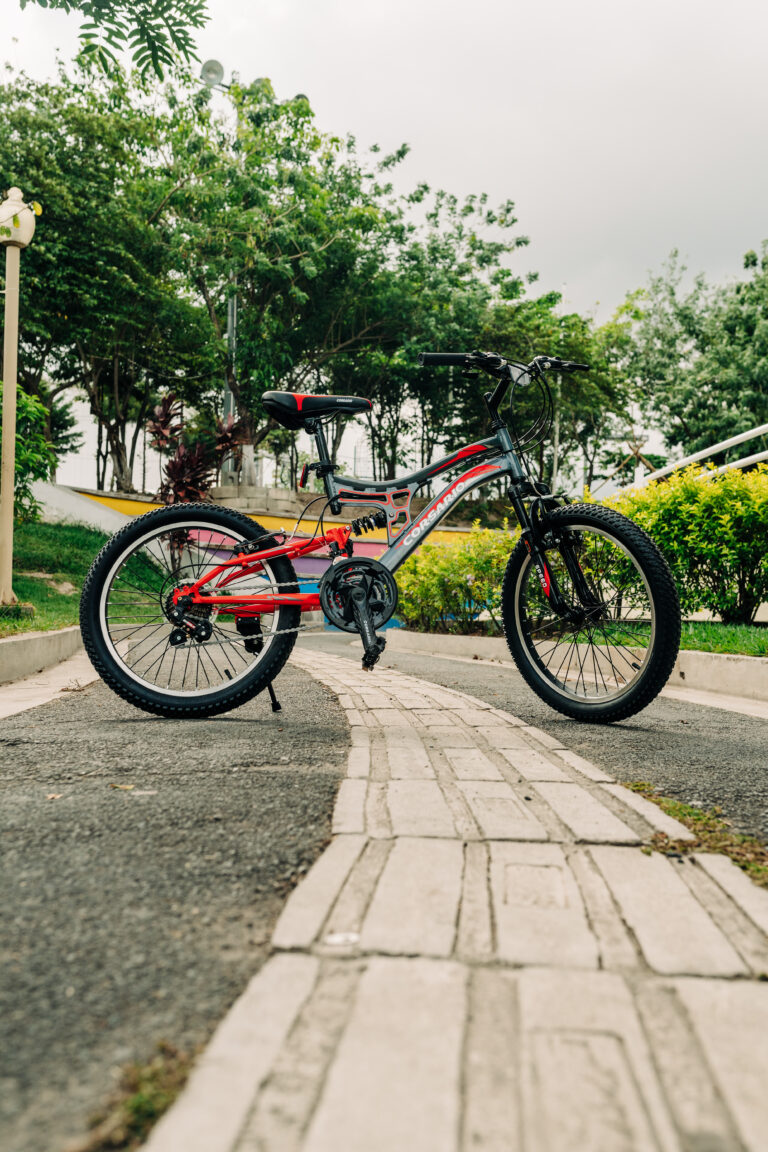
[{"left": 145, "top": 650, "right": 768, "bottom": 1152}]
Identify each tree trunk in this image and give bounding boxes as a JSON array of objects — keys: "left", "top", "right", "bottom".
[{"left": 107, "top": 429, "right": 136, "bottom": 493}]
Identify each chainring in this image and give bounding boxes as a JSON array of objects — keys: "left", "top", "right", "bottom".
[{"left": 319, "top": 558, "right": 399, "bottom": 634}]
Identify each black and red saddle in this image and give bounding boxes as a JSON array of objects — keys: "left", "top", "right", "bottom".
[{"left": 262, "top": 391, "right": 371, "bottom": 431}]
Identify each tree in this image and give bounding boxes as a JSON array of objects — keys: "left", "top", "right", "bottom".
[
  {"left": 18, "top": 0, "right": 207, "bottom": 77},
  {"left": 622, "top": 246, "right": 768, "bottom": 460},
  {"left": 0, "top": 64, "right": 219, "bottom": 491}
]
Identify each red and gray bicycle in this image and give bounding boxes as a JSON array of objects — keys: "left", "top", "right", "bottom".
[{"left": 80, "top": 351, "right": 681, "bottom": 723}]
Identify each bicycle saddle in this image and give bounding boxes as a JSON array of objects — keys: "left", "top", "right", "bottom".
[{"left": 262, "top": 391, "right": 372, "bottom": 431}]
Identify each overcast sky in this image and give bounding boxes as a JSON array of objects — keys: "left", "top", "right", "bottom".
[{"left": 5, "top": 0, "right": 768, "bottom": 321}]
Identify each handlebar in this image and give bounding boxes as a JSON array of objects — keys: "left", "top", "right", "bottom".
[{"left": 418, "top": 350, "right": 590, "bottom": 375}]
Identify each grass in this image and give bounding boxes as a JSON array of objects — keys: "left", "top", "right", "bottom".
[
  {"left": 0, "top": 521, "right": 109, "bottom": 639},
  {"left": 677, "top": 619, "right": 768, "bottom": 657},
  {"left": 626, "top": 782, "right": 768, "bottom": 888},
  {"left": 64, "top": 1042, "right": 194, "bottom": 1152}
]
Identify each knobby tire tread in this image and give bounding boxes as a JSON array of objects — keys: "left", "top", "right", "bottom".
[
  {"left": 501, "top": 503, "right": 681, "bottom": 723},
  {"left": 80, "top": 503, "right": 300, "bottom": 718}
]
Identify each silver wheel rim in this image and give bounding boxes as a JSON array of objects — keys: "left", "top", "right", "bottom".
[
  {"left": 514, "top": 523, "right": 656, "bottom": 704},
  {"left": 98, "top": 519, "right": 284, "bottom": 698}
]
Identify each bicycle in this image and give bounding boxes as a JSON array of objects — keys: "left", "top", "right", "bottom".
[{"left": 80, "top": 350, "right": 681, "bottom": 723}]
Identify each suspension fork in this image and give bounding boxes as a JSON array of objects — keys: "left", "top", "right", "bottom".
[{"left": 508, "top": 489, "right": 588, "bottom": 617}]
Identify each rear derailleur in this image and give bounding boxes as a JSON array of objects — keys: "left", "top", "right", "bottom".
[{"left": 319, "top": 557, "right": 399, "bottom": 671}]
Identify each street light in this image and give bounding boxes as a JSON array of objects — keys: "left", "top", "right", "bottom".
[{"left": 0, "top": 187, "right": 36, "bottom": 606}]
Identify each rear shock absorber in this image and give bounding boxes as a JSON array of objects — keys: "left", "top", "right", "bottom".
[{"left": 350, "top": 510, "right": 387, "bottom": 536}]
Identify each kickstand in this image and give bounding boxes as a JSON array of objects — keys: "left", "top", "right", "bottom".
[{"left": 266, "top": 680, "right": 282, "bottom": 712}]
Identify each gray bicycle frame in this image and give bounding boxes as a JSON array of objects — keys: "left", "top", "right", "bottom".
[{"left": 308, "top": 420, "right": 528, "bottom": 572}]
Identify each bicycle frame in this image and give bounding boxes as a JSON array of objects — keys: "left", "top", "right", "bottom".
[{"left": 170, "top": 418, "right": 541, "bottom": 619}]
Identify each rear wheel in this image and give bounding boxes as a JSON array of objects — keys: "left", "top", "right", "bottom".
[
  {"left": 80, "top": 504, "right": 300, "bottom": 718},
  {"left": 501, "top": 504, "right": 680, "bottom": 723}
]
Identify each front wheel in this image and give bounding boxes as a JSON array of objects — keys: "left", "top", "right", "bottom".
[
  {"left": 501, "top": 504, "right": 681, "bottom": 723},
  {"left": 80, "top": 503, "right": 300, "bottom": 718}
]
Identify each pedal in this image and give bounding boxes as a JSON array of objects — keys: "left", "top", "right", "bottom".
[{"left": 362, "top": 635, "right": 386, "bottom": 671}]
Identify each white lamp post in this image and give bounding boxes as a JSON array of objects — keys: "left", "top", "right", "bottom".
[{"left": 0, "top": 187, "right": 36, "bottom": 605}]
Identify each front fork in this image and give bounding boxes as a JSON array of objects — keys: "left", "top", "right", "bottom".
[{"left": 509, "top": 490, "right": 598, "bottom": 620}]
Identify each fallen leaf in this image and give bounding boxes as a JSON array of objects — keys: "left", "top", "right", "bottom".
[
  {"left": 46, "top": 793, "right": 63, "bottom": 800},
  {"left": 109, "top": 783, "right": 135, "bottom": 791}
]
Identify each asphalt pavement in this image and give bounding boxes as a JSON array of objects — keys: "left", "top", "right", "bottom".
[
  {"left": 0, "top": 662, "right": 348, "bottom": 1152},
  {"left": 301, "top": 632, "right": 768, "bottom": 840}
]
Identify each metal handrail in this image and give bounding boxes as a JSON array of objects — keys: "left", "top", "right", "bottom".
[{"left": 633, "top": 421, "right": 768, "bottom": 487}]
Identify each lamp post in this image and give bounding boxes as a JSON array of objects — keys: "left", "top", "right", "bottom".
[{"left": 0, "top": 187, "right": 36, "bottom": 606}]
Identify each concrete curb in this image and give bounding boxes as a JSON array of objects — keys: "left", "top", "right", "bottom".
[
  {"left": 385, "top": 628, "right": 768, "bottom": 702},
  {"left": 0, "top": 625, "right": 82, "bottom": 686}
]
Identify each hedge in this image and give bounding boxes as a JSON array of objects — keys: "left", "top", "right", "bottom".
[
  {"left": 396, "top": 465, "right": 768, "bottom": 630},
  {"left": 396, "top": 521, "right": 519, "bottom": 634},
  {"left": 606, "top": 465, "right": 768, "bottom": 625}
]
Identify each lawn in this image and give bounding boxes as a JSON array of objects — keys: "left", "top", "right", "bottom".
[{"left": 0, "top": 521, "right": 109, "bottom": 639}]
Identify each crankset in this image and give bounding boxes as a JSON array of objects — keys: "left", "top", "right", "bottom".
[{"left": 319, "top": 557, "right": 398, "bottom": 670}]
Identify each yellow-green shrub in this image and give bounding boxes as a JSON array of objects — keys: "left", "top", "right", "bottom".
[
  {"left": 607, "top": 465, "right": 768, "bottom": 625},
  {"left": 396, "top": 521, "right": 519, "bottom": 633}
]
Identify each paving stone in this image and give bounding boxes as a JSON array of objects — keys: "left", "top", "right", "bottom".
[
  {"left": 322, "top": 840, "right": 392, "bottom": 947},
  {"left": 450, "top": 707, "right": 497, "bottom": 726},
  {"left": 458, "top": 781, "right": 549, "bottom": 841},
  {"left": 675, "top": 978, "right": 768, "bottom": 1152},
  {"left": 371, "top": 707, "right": 410, "bottom": 727},
  {"left": 488, "top": 706, "right": 524, "bottom": 726},
  {"left": 304, "top": 958, "right": 466, "bottom": 1152},
  {"left": 569, "top": 849, "right": 639, "bottom": 969},
  {"left": 456, "top": 841, "right": 493, "bottom": 961},
  {"left": 343, "top": 707, "right": 365, "bottom": 726},
  {"left": 396, "top": 690, "right": 433, "bottom": 709},
  {"left": 517, "top": 968, "right": 680, "bottom": 1152},
  {"left": 272, "top": 836, "right": 367, "bottom": 950},
  {"left": 591, "top": 847, "right": 747, "bottom": 977},
  {"left": 554, "top": 748, "right": 614, "bottom": 782},
  {"left": 419, "top": 687, "right": 478, "bottom": 708},
  {"left": 386, "top": 736, "right": 434, "bottom": 779},
  {"left": 234, "top": 960, "right": 362, "bottom": 1152},
  {"left": 462, "top": 968, "right": 521, "bottom": 1151},
  {"left": 676, "top": 857, "right": 768, "bottom": 977},
  {"left": 360, "top": 839, "right": 464, "bottom": 957},
  {"left": 694, "top": 852, "right": 768, "bottom": 938},
  {"left": 443, "top": 747, "right": 503, "bottom": 781},
  {"left": 481, "top": 725, "right": 531, "bottom": 749},
  {"left": 331, "top": 779, "right": 367, "bottom": 834},
  {"left": 635, "top": 982, "right": 741, "bottom": 1151},
  {"left": 426, "top": 725, "right": 476, "bottom": 747},
  {"left": 365, "top": 780, "right": 392, "bottom": 838},
  {"left": 414, "top": 708, "right": 458, "bottom": 727},
  {"left": 490, "top": 842, "right": 598, "bottom": 967},
  {"left": 347, "top": 745, "right": 370, "bottom": 778},
  {"left": 600, "top": 783, "right": 696, "bottom": 841},
  {"left": 498, "top": 747, "right": 571, "bottom": 781},
  {"left": 144, "top": 954, "right": 320, "bottom": 1152},
  {"left": 519, "top": 724, "right": 566, "bottom": 750},
  {"left": 350, "top": 727, "right": 370, "bottom": 748},
  {"left": 533, "top": 782, "right": 641, "bottom": 844},
  {"left": 356, "top": 690, "right": 394, "bottom": 708},
  {"left": 387, "top": 780, "right": 457, "bottom": 837}
]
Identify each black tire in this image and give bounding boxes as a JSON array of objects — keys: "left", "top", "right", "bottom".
[
  {"left": 80, "top": 503, "right": 300, "bottom": 718},
  {"left": 501, "top": 503, "right": 681, "bottom": 723}
]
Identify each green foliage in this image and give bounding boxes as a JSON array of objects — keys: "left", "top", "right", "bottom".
[
  {"left": 622, "top": 246, "right": 768, "bottom": 458},
  {"left": 1, "top": 520, "right": 109, "bottom": 637},
  {"left": 396, "top": 522, "right": 518, "bottom": 634},
  {"left": 607, "top": 465, "right": 768, "bottom": 625},
  {"left": 19, "top": 0, "right": 208, "bottom": 77},
  {"left": 0, "top": 385, "right": 55, "bottom": 522}
]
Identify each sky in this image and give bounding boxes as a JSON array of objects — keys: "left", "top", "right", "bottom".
[{"left": 5, "top": 0, "right": 768, "bottom": 321}]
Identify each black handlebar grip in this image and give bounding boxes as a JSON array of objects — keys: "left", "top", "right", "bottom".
[{"left": 418, "top": 352, "right": 470, "bottom": 367}]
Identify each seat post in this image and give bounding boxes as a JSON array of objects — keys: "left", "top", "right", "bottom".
[{"left": 306, "top": 419, "right": 341, "bottom": 514}]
